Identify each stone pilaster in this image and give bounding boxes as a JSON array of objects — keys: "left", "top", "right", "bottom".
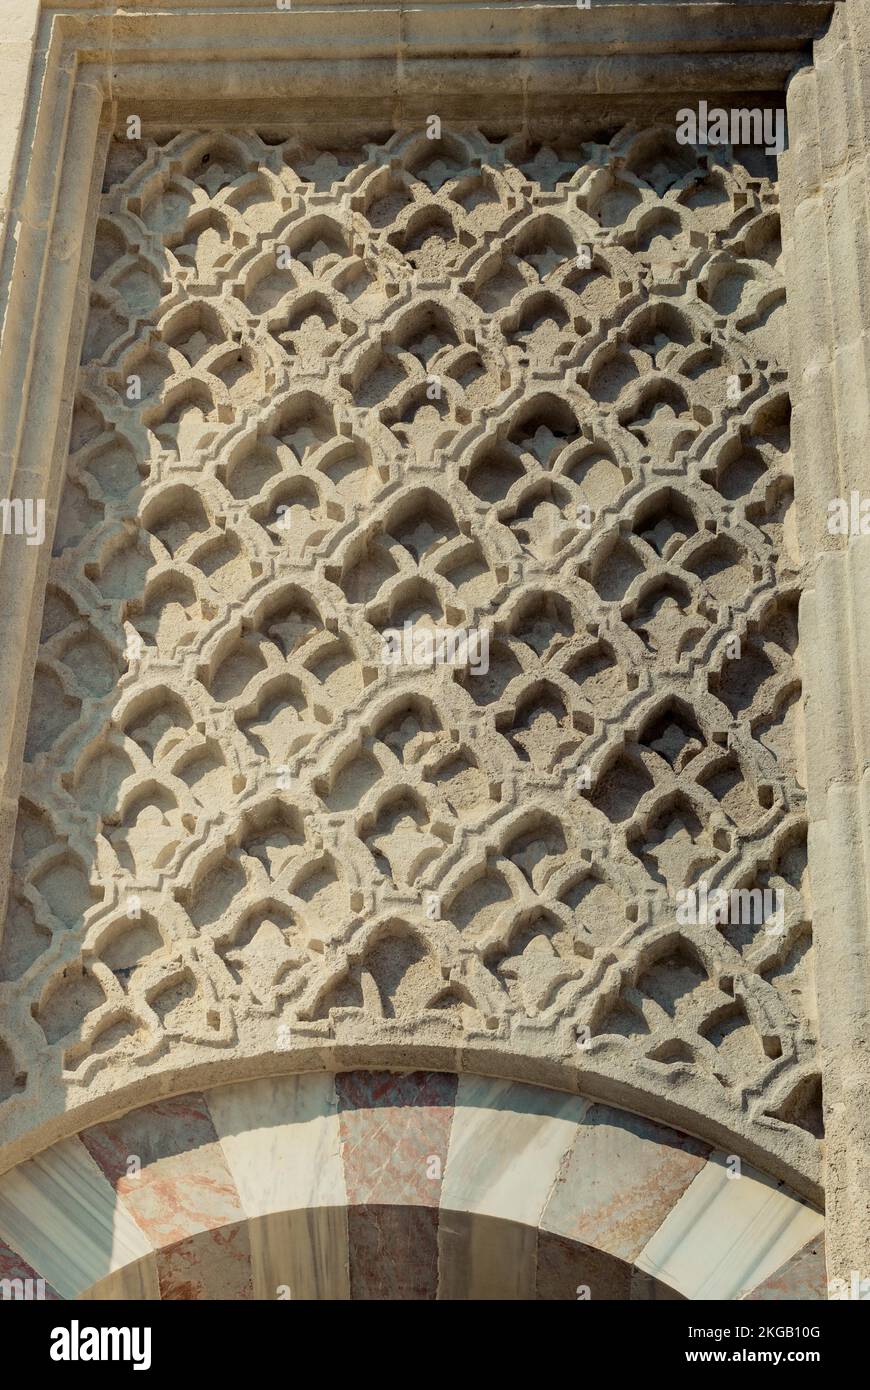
[{"left": 781, "top": 0, "right": 870, "bottom": 1290}]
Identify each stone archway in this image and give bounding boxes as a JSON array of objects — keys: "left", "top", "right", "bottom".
[
  {"left": 5, "top": 0, "right": 870, "bottom": 1288},
  {"left": 0, "top": 1072, "right": 823, "bottom": 1300}
]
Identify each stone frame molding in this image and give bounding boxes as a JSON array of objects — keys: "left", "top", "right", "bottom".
[{"left": 0, "top": 0, "right": 866, "bottom": 1292}]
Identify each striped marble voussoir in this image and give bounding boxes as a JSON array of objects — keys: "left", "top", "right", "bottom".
[{"left": 0, "top": 1071, "right": 824, "bottom": 1301}]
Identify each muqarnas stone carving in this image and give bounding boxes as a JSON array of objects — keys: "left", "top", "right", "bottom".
[{"left": 0, "top": 124, "right": 820, "bottom": 1185}]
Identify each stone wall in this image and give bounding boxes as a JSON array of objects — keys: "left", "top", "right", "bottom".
[
  {"left": 0, "top": 118, "right": 823, "bottom": 1203},
  {"left": 2, "top": 0, "right": 867, "bottom": 1297}
]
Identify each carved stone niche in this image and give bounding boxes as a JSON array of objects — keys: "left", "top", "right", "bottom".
[{"left": 0, "top": 0, "right": 866, "bottom": 1300}]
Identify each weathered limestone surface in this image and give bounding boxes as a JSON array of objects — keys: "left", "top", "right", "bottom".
[
  {"left": 0, "top": 115, "right": 825, "bottom": 1206},
  {"left": 0, "top": 0, "right": 865, "bottom": 1299},
  {"left": 781, "top": 0, "right": 870, "bottom": 1289}
]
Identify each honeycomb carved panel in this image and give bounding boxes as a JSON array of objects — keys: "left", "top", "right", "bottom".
[{"left": 0, "top": 124, "right": 820, "bottom": 1176}]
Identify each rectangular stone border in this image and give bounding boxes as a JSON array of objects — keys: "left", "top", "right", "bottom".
[
  {"left": 780, "top": 0, "right": 870, "bottom": 1289},
  {"left": 0, "top": 0, "right": 862, "bottom": 1283}
]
